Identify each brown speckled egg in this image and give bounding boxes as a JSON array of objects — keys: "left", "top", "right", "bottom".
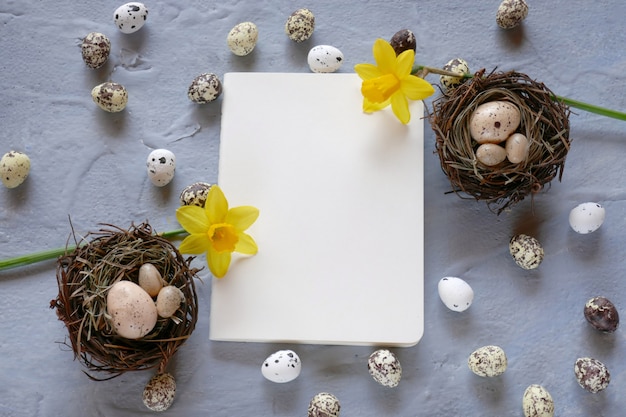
[
  {"left": 509, "top": 234, "right": 544, "bottom": 270},
  {"left": 81, "top": 32, "right": 111, "bottom": 69},
  {"left": 179, "top": 182, "right": 212, "bottom": 206},
  {"left": 522, "top": 384, "right": 555, "bottom": 417},
  {"left": 91, "top": 82, "right": 128, "bottom": 112},
  {"left": 368, "top": 349, "right": 402, "bottom": 387},
  {"left": 227, "top": 22, "right": 258, "bottom": 56},
  {"left": 389, "top": 29, "right": 416, "bottom": 56},
  {"left": 285, "top": 8, "right": 315, "bottom": 42},
  {"left": 468, "top": 345, "right": 507, "bottom": 377},
  {"left": 143, "top": 372, "right": 176, "bottom": 411},
  {"left": 584, "top": 296, "right": 619, "bottom": 333},
  {"left": 308, "top": 392, "right": 341, "bottom": 417},
  {"left": 574, "top": 357, "right": 610, "bottom": 393},
  {"left": 440, "top": 58, "right": 470, "bottom": 91},
  {"left": 188, "top": 73, "right": 222, "bottom": 103},
  {"left": 496, "top": 0, "right": 529, "bottom": 29}
]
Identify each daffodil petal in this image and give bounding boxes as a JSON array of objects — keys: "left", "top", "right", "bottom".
[
  {"left": 206, "top": 185, "right": 228, "bottom": 224},
  {"left": 363, "top": 97, "right": 390, "bottom": 113},
  {"left": 396, "top": 49, "right": 415, "bottom": 77},
  {"left": 372, "top": 38, "right": 397, "bottom": 74},
  {"left": 207, "top": 246, "right": 231, "bottom": 278},
  {"left": 226, "top": 206, "right": 259, "bottom": 231},
  {"left": 176, "top": 205, "right": 210, "bottom": 234},
  {"left": 179, "top": 234, "right": 211, "bottom": 254},
  {"left": 354, "top": 63, "right": 382, "bottom": 80},
  {"left": 235, "top": 232, "right": 258, "bottom": 255},
  {"left": 401, "top": 75, "right": 435, "bottom": 100},
  {"left": 390, "top": 92, "right": 410, "bottom": 124}
]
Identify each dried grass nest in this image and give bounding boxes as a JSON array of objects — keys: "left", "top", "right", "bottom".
[
  {"left": 51, "top": 222, "right": 199, "bottom": 380},
  {"left": 430, "top": 69, "right": 571, "bottom": 213}
]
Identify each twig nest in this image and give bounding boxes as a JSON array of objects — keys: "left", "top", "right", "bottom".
[
  {"left": 430, "top": 70, "right": 571, "bottom": 213},
  {"left": 52, "top": 223, "right": 199, "bottom": 379}
]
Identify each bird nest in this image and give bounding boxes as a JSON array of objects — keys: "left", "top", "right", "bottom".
[
  {"left": 51, "top": 222, "right": 199, "bottom": 380},
  {"left": 430, "top": 69, "right": 571, "bottom": 213}
]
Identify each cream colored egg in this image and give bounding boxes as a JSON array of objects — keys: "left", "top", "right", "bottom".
[
  {"left": 0, "top": 150, "right": 31, "bottom": 189},
  {"left": 476, "top": 143, "right": 507, "bottom": 166},
  {"left": 143, "top": 372, "right": 176, "bottom": 412},
  {"left": 505, "top": 133, "right": 530, "bottom": 163},
  {"left": 523, "top": 384, "right": 554, "bottom": 417},
  {"left": 107, "top": 280, "right": 158, "bottom": 339},
  {"left": 156, "top": 285, "right": 184, "bottom": 318},
  {"left": 468, "top": 345, "right": 508, "bottom": 377},
  {"left": 138, "top": 263, "right": 164, "bottom": 297},
  {"left": 470, "top": 101, "right": 521, "bottom": 143}
]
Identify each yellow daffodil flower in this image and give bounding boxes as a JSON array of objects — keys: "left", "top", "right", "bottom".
[
  {"left": 354, "top": 38, "right": 435, "bottom": 124},
  {"left": 176, "top": 185, "right": 259, "bottom": 278}
]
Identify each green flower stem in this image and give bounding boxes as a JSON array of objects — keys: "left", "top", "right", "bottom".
[
  {"left": 413, "top": 64, "right": 626, "bottom": 121},
  {"left": 0, "top": 228, "right": 189, "bottom": 272}
]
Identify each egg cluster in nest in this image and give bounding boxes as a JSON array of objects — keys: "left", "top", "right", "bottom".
[
  {"left": 430, "top": 69, "right": 571, "bottom": 213},
  {"left": 51, "top": 222, "right": 199, "bottom": 380}
]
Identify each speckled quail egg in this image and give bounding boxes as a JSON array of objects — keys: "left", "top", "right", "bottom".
[
  {"left": 389, "top": 29, "right": 416, "bottom": 56},
  {"left": 438, "top": 276, "right": 474, "bottom": 312},
  {"left": 81, "top": 32, "right": 111, "bottom": 69},
  {"left": 143, "top": 372, "right": 176, "bottom": 412},
  {"left": 440, "top": 58, "right": 470, "bottom": 91},
  {"left": 261, "top": 350, "right": 302, "bottom": 383},
  {"left": 227, "top": 22, "right": 258, "bottom": 56},
  {"left": 179, "top": 182, "right": 212, "bottom": 206},
  {"left": 146, "top": 148, "right": 176, "bottom": 187},
  {"left": 569, "top": 202, "right": 605, "bottom": 234},
  {"left": 584, "top": 296, "right": 619, "bottom": 333},
  {"left": 574, "top": 357, "right": 610, "bottom": 393},
  {"left": 523, "top": 384, "right": 554, "bottom": 417},
  {"left": 285, "top": 8, "right": 315, "bottom": 42},
  {"left": 1, "top": 150, "right": 31, "bottom": 189},
  {"left": 509, "top": 234, "right": 544, "bottom": 270},
  {"left": 91, "top": 82, "right": 128, "bottom": 112},
  {"left": 308, "top": 392, "right": 341, "bottom": 417},
  {"left": 307, "top": 45, "right": 344, "bottom": 73},
  {"left": 114, "top": 2, "right": 149, "bottom": 34},
  {"left": 468, "top": 345, "right": 508, "bottom": 377},
  {"left": 496, "top": 0, "right": 529, "bottom": 29},
  {"left": 368, "top": 349, "right": 402, "bottom": 387},
  {"left": 188, "top": 73, "right": 222, "bottom": 103}
]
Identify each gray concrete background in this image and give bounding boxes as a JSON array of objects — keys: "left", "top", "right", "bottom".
[{"left": 1, "top": 1, "right": 625, "bottom": 416}]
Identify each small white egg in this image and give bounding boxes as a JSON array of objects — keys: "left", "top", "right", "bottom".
[
  {"left": 468, "top": 345, "right": 508, "bottom": 377},
  {"left": 188, "top": 73, "right": 222, "bottom": 103},
  {"left": 227, "top": 22, "right": 258, "bottom": 56},
  {"left": 285, "top": 8, "right": 315, "bottom": 42},
  {"left": 523, "top": 385, "right": 554, "bottom": 417},
  {"left": 368, "top": 349, "right": 402, "bottom": 387},
  {"left": 261, "top": 350, "right": 302, "bottom": 383},
  {"left": 476, "top": 143, "right": 507, "bottom": 166},
  {"left": 308, "top": 392, "right": 341, "bottom": 417},
  {"left": 470, "top": 101, "right": 521, "bottom": 144},
  {"left": 143, "top": 372, "right": 176, "bottom": 412},
  {"left": 138, "top": 263, "right": 163, "bottom": 297},
  {"left": 106, "top": 280, "right": 158, "bottom": 339},
  {"left": 307, "top": 45, "right": 344, "bottom": 73},
  {"left": 156, "top": 285, "right": 184, "bottom": 318},
  {"left": 438, "top": 276, "right": 474, "bottom": 312},
  {"left": 91, "top": 82, "right": 128, "bottom": 112},
  {"left": 505, "top": 133, "right": 530, "bottom": 163},
  {"left": 114, "top": 2, "right": 149, "bottom": 34},
  {"left": 146, "top": 149, "right": 176, "bottom": 187},
  {"left": 569, "top": 202, "right": 605, "bottom": 234},
  {"left": 509, "top": 234, "right": 544, "bottom": 270},
  {"left": 1, "top": 150, "right": 31, "bottom": 189}
]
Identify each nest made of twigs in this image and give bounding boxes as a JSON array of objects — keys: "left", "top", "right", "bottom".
[
  {"left": 430, "top": 69, "right": 571, "bottom": 213},
  {"left": 51, "top": 222, "right": 199, "bottom": 380}
]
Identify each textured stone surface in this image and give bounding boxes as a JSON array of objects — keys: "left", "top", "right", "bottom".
[{"left": 1, "top": 1, "right": 626, "bottom": 416}]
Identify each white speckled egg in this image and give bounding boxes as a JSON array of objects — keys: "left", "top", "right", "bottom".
[
  {"left": 574, "top": 357, "right": 610, "bottom": 393},
  {"left": 114, "top": 2, "right": 148, "bottom": 34},
  {"left": 496, "top": 0, "right": 529, "bottom": 29},
  {"left": 440, "top": 58, "right": 470, "bottom": 91},
  {"left": 179, "top": 182, "right": 212, "bottom": 206},
  {"left": 1, "top": 150, "right": 31, "bottom": 189},
  {"left": 138, "top": 263, "right": 163, "bottom": 297},
  {"left": 188, "top": 73, "right": 222, "bottom": 103},
  {"left": 523, "top": 384, "right": 554, "bottom": 417},
  {"left": 308, "top": 392, "right": 341, "bottom": 417},
  {"left": 146, "top": 149, "right": 176, "bottom": 187},
  {"left": 285, "top": 8, "right": 315, "bottom": 42},
  {"left": 468, "top": 345, "right": 507, "bottom": 377},
  {"left": 156, "top": 285, "right": 184, "bottom": 318},
  {"left": 438, "top": 276, "right": 474, "bottom": 312},
  {"left": 81, "top": 32, "right": 111, "bottom": 69},
  {"left": 107, "top": 280, "right": 158, "bottom": 339},
  {"left": 476, "top": 143, "right": 507, "bottom": 166},
  {"left": 262, "top": 350, "right": 301, "bottom": 383},
  {"left": 368, "top": 349, "right": 402, "bottom": 387},
  {"left": 227, "top": 22, "right": 258, "bottom": 56},
  {"left": 505, "top": 133, "right": 530, "bottom": 163},
  {"left": 307, "top": 45, "right": 344, "bottom": 73},
  {"left": 91, "top": 82, "right": 128, "bottom": 112},
  {"left": 470, "top": 101, "right": 521, "bottom": 144},
  {"left": 143, "top": 372, "right": 176, "bottom": 412},
  {"left": 509, "top": 234, "right": 544, "bottom": 270},
  {"left": 569, "top": 202, "right": 605, "bottom": 234}
]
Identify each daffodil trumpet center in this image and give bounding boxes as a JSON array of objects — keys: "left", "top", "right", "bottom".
[
  {"left": 208, "top": 223, "right": 239, "bottom": 252},
  {"left": 361, "top": 73, "right": 401, "bottom": 103}
]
